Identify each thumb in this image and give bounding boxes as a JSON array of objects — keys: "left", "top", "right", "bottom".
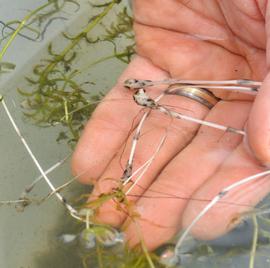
[
  {"left": 247, "top": 73, "right": 270, "bottom": 165},
  {"left": 246, "top": 4, "right": 270, "bottom": 165}
]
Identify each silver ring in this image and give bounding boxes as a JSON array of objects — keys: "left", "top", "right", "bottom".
[{"left": 166, "top": 84, "right": 220, "bottom": 109}]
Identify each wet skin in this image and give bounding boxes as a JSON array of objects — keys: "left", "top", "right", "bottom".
[{"left": 72, "top": 0, "right": 270, "bottom": 250}]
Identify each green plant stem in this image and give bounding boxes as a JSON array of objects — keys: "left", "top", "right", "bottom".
[
  {"left": 40, "top": 1, "right": 117, "bottom": 80},
  {"left": 133, "top": 221, "right": 156, "bottom": 268},
  {"left": 249, "top": 215, "right": 258, "bottom": 268},
  {"left": 141, "top": 241, "right": 155, "bottom": 268},
  {"left": 96, "top": 242, "right": 104, "bottom": 268},
  {"left": 67, "top": 119, "right": 78, "bottom": 140},
  {"left": 59, "top": 99, "right": 100, "bottom": 122},
  {"left": 0, "top": 2, "right": 52, "bottom": 61},
  {"left": 79, "top": 51, "right": 133, "bottom": 73}
]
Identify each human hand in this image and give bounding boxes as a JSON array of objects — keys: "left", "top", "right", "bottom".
[{"left": 72, "top": 0, "right": 270, "bottom": 250}]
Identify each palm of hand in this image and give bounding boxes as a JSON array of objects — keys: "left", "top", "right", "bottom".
[{"left": 72, "top": 0, "right": 270, "bottom": 249}]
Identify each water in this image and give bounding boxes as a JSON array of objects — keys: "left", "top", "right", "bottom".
[
  {"left": 1, "top": 1, "right": 270, "bottom": 268},
  {"left": 0, "top": 1, "right": 129, "bottom": 267}
]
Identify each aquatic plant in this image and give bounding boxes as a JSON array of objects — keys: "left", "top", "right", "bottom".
[
  {"left": 0, "top": 0, "right": 80, "bottom": 69},
  {"left": 2, "top": 1, "right": 270, "bottom": 268},
  {"left": 0, "top": 1, "right": 159, "bottom": 267},
  {"left": 16, "top": 0, "right": 134, "bottom": 145}
]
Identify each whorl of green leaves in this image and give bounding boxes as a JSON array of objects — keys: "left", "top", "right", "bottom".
[{"left": 17, "top": 1, "right": 134, "bottom": 146}]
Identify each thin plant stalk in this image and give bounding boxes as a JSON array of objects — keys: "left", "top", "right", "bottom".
[
  {"left": 0, "top": 96, "right": 82, "bottom": 221},
  {"left": 0, "top": 2, "right": 52, "bottom": 60},
  {"left": 20, "top": 155, "right": 70, "bottom": 198},
  {"left": 125, "top": 133, "right": 167, "bottom": 195},
  {"left": 167, "top": 85, "right": 258, "bottom": 95},
  {"left": 79, "top": 50, "right": 135, "bottom": 73},
  {"left": 174, "top": 169, "right": 270, "bottom": 258},
  {"left": 40, "top": 1, "right": 116, "bottom": 79},
  {"left": 249, "top": 215, "right": 258, "bottom": 268},
  {"left": 42, "top": 177, "right": 77, "bottom": 201},
  {"left": 124, "top": 78, "right": 262, "bottom": 93},
  {"left": 133, "top": 220, "right": 156, "bottom": 268},
  {"left": 122, "top": 91, "right": 166, "bottom": 181},
  {"left": 123, "top": 135, "right": 167, "bottom": 187},
  {"left": 122, "top": 111, "right": 150, "bottom": 180},
  {"left": 0, "top": 199, "right": 29, "bottom": 205},
  {"left": 133, "top": 88, "right": 245, "bottom": 136}
]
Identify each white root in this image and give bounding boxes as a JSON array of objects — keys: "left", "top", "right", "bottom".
[
  {"left": 19, "top": 155, "right": 70, "bottom": 198},
  {"left": 133, "top": 88, "right": 245, "bottom": 136},
  {"left": 174, "top": 169, "right": 270, "bottom": 259},
  {"left": 124, "top": 78, "right": 261, "bottom": 94},
  {"left": 121, "top": 91, "right": 167, "bottom": 181},
  {"left": 0, "top": 96, "right": 83, "bottom": 222},
  {"left": 125, "top": 133, "right": 167, "bottom": 195}
]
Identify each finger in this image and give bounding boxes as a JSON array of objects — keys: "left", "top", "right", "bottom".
[
  {"left": 71, "top": 56, "right": 169, "bottom": 183},
  {"left": 133, "top": 0, "right": 241, "bottom": 53},
  {"left": 90, "top": 93, "right": 210, "bottom": 226},
  {"left": 246, "top": 4, "right": 270, "bottom": 167},
  {"left": 123, "top": 100, "right": 251, "bottom": 249},
  {"left": 133, "top": 1, "right": 266, "bottom": 97},
  {"left": 134, "top": 23, "right": 253, "bottom": 102},
  {"left": 247, "top": 73, "right": 270, "bottom": 165},
  {"left": 218, "top": 0, "right": 266, "bottom": 50},
  {"left": 182, "top": 142, "right": 268, "bottom": 241}
]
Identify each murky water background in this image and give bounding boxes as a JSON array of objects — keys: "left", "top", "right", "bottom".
[
  {"left": 1, "top": 1, "right": 270, "bottom": 268},
  {"left": 0, "top": 1, "right": 128, "bottom": 267}
]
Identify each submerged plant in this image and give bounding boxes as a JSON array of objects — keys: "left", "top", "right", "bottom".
[
  {"left": 0, "top": 0, "right": 79, "bottom": 61},
  {"left": 4, "top": 1, "right": 270, "bottom": 268},
  {"left": 17, "top": 0, "right": 134, "bottom": 145},
  {"left": 82, "top": 246, "right": 165, "bottom": 268}
]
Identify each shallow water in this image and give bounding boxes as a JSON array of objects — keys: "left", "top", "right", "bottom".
[
  {"left": 1, "top": 1, "right": 270, "bottom": 268},
  {"left": 0, "top": 1, "right": 128, "bottom": 267}
]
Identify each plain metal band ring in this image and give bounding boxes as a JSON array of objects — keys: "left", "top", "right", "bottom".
[{"left": 166, "top": 84, "right": 220, "bottom": 109}]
